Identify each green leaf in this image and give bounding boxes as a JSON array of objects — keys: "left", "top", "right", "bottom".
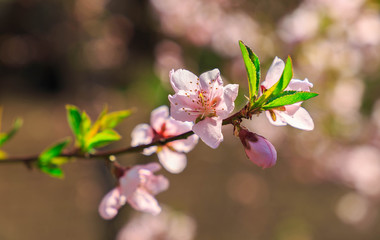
[
  {"left": 39, "top": 139, "right": 70, "bottom": 164},
  {"left": 85, "top": 105, "right": 109, "bottom": 141},
  {"left": 66, "top": 105, "right": 82, "bottom": 138},
  {"left": 101, "top": 110, "right": 132, "bottom": 130},
  {"left": 39, "top": 165, "right": 64, "bottom": 179},
  {"left": 239, "top": 41, "right": 260, "bottom": 103},
  {"left": 50, "top": 156, "right": 70, "bottom": 166},
  {"left": 266, "top": 56, "right": 293, "bottom": 97},
  {"left": 38, "top": 139, "right": 70, "bottom": 179},
  {"left": 265, "top": 90, "right": 296, "bottom": 103},
  {"left": 263, "top": 92, "right": 319, "bottom": 110},
  {"left": 0, "top": 150, "right": 7, "bottom": 159},
  {"left": 0, "top": 118, "right": 23, "bottom": 147},
  {"left": 81, "top": 111, "right": 92, "bottom": 135},
  {"left": 246, "top": 43, "right": 261, "bottom": 98},
  {"left": 85, "top": 129, "right": 121, "bottom": 150},
  {"left": 252, "top": 56, "right": 293, "bottom": 109}
]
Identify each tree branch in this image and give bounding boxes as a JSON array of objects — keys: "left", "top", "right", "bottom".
[{"left": 0, "top": 105, "right": 250, "bottom": 165}]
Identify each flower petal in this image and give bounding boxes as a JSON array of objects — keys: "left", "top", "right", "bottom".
[
  {"left": 98, "top": 188, "right": 126, "bottom": 220},
  {"left": 139, "top": 162, "right": 162, "bottom": 173},
  {"left": 216, "top": 84, "right": 239, "bottom": 119},
  {"left": 265, "top": 111, "right": 287, "bottom": 126},
  {"left": 198, "top": 68, "right": 223, "bottom": 91},
  {"left": 223, "top": 84, "right": 239, "bottom": 111},
  {"left": 164, "top": 118, "right": 193, "bottom": 137},
  {"left": 157, "top": 147, "right": 188, "bottom": 174},
  {"left": 286, "top": 78, "right": 313, "bottom": 91},
  {"left": 279, "top": 107, "right": 314, "bottom": 130},
  {"left": 284, "top": 104, "right": 301, "bottom": 115},
  {"left": 131, "top": 124, "right": 157, "bottom": 155},
  {"left": 170, "top": 133, "right": 199, "bottom": 153},
  {"left": 127, "top": 189, "right": 162, "bottom": 215},
  {"left": 262, "top": 57, "right": 285, "bottom": 90},
  {"left": 169, "top": 92, "right": 199, "bottom": 122},
  {"left": 120, "top": 168, "right": 141, "bottom": 199},
  {"left": 192, "top": 117, "right": 223, "bottom": 149},
  {"left": 150, "top": 105, "right": 169, "bottom": 133},
  {"left": 170, "top": 69, "right": 199, "bottom": 93},
  {"left": 145, "top": 173, "right": 170, "bottom": 194}
]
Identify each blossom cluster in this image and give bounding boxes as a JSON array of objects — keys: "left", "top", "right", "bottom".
[{"left": 97, "top": 52, "right": 316, "bottom": 219}]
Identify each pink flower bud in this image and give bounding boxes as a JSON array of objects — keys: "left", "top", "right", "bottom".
[{"left": 238, "top": 128, "right": 277, "bottom": 169}]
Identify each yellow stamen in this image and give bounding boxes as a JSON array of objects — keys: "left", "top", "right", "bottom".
[{"left": 199, "top": 92, "right": 205, "bottom": 107}]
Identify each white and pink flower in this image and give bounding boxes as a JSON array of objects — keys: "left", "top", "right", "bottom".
[
  {"left": 98, "top": 162, "right": 169, "bottom": 219},
  {"left": 261, "top": 57, "right": 314, "bottom": 131},
  {"left": 168, "top": 69, "right": 239, "bottom": 148},
  {"left": 131, "top": 106, "right": 198, "bottom": 174},
  {"left": 238, "top": 127, "right": 277, "bottom": 168}
]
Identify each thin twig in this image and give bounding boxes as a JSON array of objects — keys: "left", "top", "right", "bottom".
[{"left": 0, "top": 105, "right": 248, "bottom": 165}]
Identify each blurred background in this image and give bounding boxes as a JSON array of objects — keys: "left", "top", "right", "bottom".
[{"left": 0, "top": 0, "right": 380, "bottom": 239}]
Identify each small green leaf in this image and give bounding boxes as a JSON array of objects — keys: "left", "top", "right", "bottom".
[
  {"left": 50, "top": 156, "right": 70, "bottom": 166},
  {"left": 263, "top": 92, "right": 319, "bottom": 110},
  {"left": 271, "top": 56, "right": 293, "bottom": 97},
  {"left": 85, "top": 105, "right": 109, "bottom": 141},
  {"left": 81, "top": 111, "right": 92, "bottom": 135},
  {"left": 0, "top": 118, "right": 23, "bottom": 147},
  {"left": 265, "top": 90, "right": 297, "bottom": 103},
  {"left": 39, "top": 165, "right": 64, "bottom": 179},
  {"left": 239, "top": 41, "right": 260, "bottom": 103},
  {"left": 85, "top": 129, "right": 121, "bottom": 150},
  {"left": 101, "top": 110, "right": 132, "bottom": 130},
  {"left": 66, "top": 105, "right": 82, "bottom": 138},
  {"left": 0, "top": 150, "right": 7, "bottom": 159},
  {"left": 39, "top": 139, "right": 70, "bottom": 164},
  {"left": 252, "top": 57, "right": 293, "bottom": 109},
  {"left": 246, "top": 43, "right": 261, "bottom": 99},
  {"left": 38, "top": 139, "right": 70, "bottom": 179}
]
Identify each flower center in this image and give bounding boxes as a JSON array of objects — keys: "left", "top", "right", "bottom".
[{"left": 195, "top": 91, "right": 220, "bottom": 119}]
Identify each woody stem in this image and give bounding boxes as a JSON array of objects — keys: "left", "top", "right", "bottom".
[{"left": 0, "top": 104, "right": 252, "bottom": 165}]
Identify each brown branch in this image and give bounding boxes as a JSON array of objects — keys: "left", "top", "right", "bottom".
[{"left": 0, "top": 105, "right": 249, "bottom": 165}]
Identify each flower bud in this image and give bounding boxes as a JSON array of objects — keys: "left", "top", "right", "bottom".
[{"left": 238, "top": 128, "right": 277, "bottom": 168}]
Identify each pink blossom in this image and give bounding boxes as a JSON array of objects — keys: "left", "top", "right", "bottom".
[
  {"left": 98, "top": 188, "right": 126, "bottom": 220},
  {"left": 116, "top": 206, "right": 197, "bottom": 240},
  {"left": 131, "top": 106, "right": 198, "bottom": 174},
  {"left": 261, "top": 57, "right": 314, "bottom": 131},
  {"left": 238, "top": 128, "right": 277, "bottom": 168},
  {"left": 99, "top": 163, "right": 169, "bottom": 219},
  {"left": 168, "top": 69, "right": 239, "bottom": 148}
]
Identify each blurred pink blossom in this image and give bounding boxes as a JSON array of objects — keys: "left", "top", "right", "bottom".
[
  {"left": 131, "top": 106, "right": 198, "bottom": 174},
  {"left": 330, "top": 78, "right": 364, "bottom": 119},
  {"left": 98, "top": 188, "right": 126, "bottom": 220},
  {"left": 169, "top": 69, "right": 238, "bottom": 148},
  {"left": 335, "top": 192, "right": 375, "bottom": 227},
  {"left": 312, "top": 0, "right": 365, "bottom": 20},
  {"left": 238, "top": 127, "right": 277, "bottom": 169},
  {"left": 349, "top": 12, "right": 380, "bottom": 46},
  {"left": 98, "top": 163, "right": 169, "bottom": 219},
  {"left": 117, "top": 206, "right": 197, "bottom": 240},
  {"left": 340, "top": 146, "right": 380, "bottom": 197},
  {"left": 278, "top": 3, "right": 320, "bottom": 43},
  {"left": 261, "top": 57, "right": 314, "bottom": 131},
  {"left": 154, "top": 40, "right": 185, "bottom": 85},
  {"left": 149, "top": 0, "right": 261, "bottom": 57}
]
